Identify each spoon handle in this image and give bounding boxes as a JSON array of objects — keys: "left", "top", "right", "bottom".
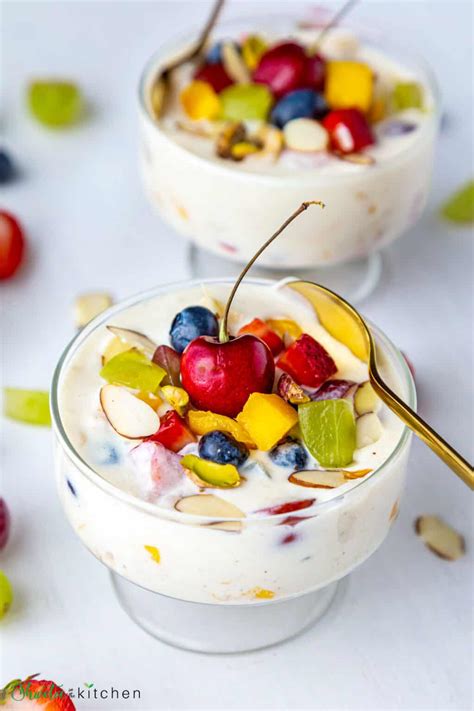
[{"left": 370, "top": 371, "right": 474, "bottom": 489}]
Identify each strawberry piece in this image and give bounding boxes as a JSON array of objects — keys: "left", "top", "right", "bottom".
[
  {"left": 148, "top": 410, "right": 196, "bottom": 452},
  {"left": 194, "top": 62, "right": 234, "bottom": 93},
  {"left": 277, "top": 334, "right": 337, "bottom": 388},
  {"left": 237, "top": 318, "right": 283, "bottom": 356},
  {"left": 254, "top": 499, "right": 315, "bottom": 516},
  {"left": 253, "top": 42, "right": 307, "bottom": 98},
  {"left": 322, "top": 108, "right": 375, "bottom": 154},
  {"left": 3, "top": 677, "right": 76, "bottom": 709}
]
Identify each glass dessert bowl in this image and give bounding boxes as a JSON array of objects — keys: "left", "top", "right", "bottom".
[
  {"left": 139, "top": 16, "right": 439, "bottom": 299},
  {"left": 51, "top": 278, "right": 415, "bottom": 653}
]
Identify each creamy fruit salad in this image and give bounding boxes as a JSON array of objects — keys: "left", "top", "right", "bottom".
[
  {"left": 140, "top": 26, "right": 437, "bottom": 267},
  {"left": 54, "top": 280, "right": 413, "bottom": 604}
]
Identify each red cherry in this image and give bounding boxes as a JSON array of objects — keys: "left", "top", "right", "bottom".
[
  {"left": 180, "top": 334, "right": 275, "bottom": 418},
  {"left": 194, "top": 62, "right": 234, "bottom": 93},
  {"left": 322, "top": 108, "right": 375, "bottom": 154},
  {"left": 147, "top": 410, "right": 196, "bottom": 452},
  {"left": 302, "top": 53, "right": 326, "bottom": 91},
  {"left": 277, "top": 333, "right": 337, "bottom": 388},
  {"left": 237, "top": 318, "right": 283, "bottom": 356},
  {"left": 253, "top": 42, "right": 307, "bottom": 98},
  {"left": 0, "top": 210, "right": 25, "bottom": 280}
]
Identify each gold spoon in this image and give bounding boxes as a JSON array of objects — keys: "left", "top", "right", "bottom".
[
  {"left": 150, "top": 0, "right": 225, "bottom": 120},
  {"left": 220, "top": 202, "right": 474, "bottom": 489}
]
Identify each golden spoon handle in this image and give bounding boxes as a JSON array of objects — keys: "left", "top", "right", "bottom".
[{"left": 370, "top": 373, "right": 474, "bottom": 489}]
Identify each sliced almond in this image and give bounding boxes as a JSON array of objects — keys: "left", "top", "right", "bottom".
[
  {"left": 221, "top": 42, "right": 251, "bottom": 84},
  {"left": 343, "top": 468, "right": 372, "bottom": 480},
  {"left": 284, "top": 118, "right": 329, "bottom": 152},
  {"left": 206, "top": 520, "right": 243, "bottom": 532},
  {"left": 354, "top": 381, "right": 381, "bottom": 416},
  {"left": 335, "top": 152, "right": 375, "bottom": 166},
  {"left": 356, "top": 413, "right": 382, "bottom": 448},
  {"left": 415, "top": 515, "right": 465, "bottom": 561},
  {"left": 106, "top": 326, "right": 156, "bottom": 358},
  {"left": 256, "top": 124, "right": 284, "bottom": 159},
  {"left": 74, "top": 292, "right": 113, "bottom": 328},
  {"left": 100, "top": 384, "right": 160, "bottom": 439},
  {"left": 289, "top": 470, "right": 346, "bottom": 489},
  {"left": 175, "top": 494, "right": 245, "bottom": 519}
]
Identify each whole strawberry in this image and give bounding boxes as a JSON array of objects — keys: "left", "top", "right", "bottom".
[{"left": 1, "top": 675, "right": 76, "bottom": 709}]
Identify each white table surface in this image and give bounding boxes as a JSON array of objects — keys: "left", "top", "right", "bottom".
[{"left": 1, "top": 2, "right": 473, "bottom": 709}]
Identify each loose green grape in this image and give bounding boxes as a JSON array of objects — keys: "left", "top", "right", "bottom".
[
  {"left": 0, "top": 571, "right": 13, "bottom": 620},
  {"left": 220, "top": 83, "right": 273, "bottom": 121},
  {"left": 3, "top": 388, "right": 51, "bottom": 426},
  {"left": 392, "top": 81, "right": 423, "bottom": 111},
  {"left": 441, "top": 181, "right": 474, "bottom": 224},
  {"left": 28, "top": 80, "right": 83, "bottom": 127},
  {"left": 298, "top": 399, "right": 356, "bottom": 468}
]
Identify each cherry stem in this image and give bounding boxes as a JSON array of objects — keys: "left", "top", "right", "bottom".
[{"left": 219, "top": 201, "right": 325, "bottom": 343}]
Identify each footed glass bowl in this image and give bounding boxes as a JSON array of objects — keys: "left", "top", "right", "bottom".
[{"left": 51, "top": 279, "right": 415, "bottom": 653}]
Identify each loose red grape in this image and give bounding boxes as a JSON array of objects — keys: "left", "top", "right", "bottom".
[
  {"left": 0, "top": 211, "right": 25, "bottom": 280},
  {"left": 0, "top": 498, "right": 11, "bottom": 551}
]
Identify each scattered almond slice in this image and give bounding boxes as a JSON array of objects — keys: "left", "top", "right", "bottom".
[
  {"left": 175, "top": 494, "right": 245, "bottom": 519},
  {"left": 343, "top": 468, "right": 372, "bottom": 480},
  {"left": 335, "top": 152, "right": 375, "bottom": 165},
  {"left": 415, "top": 515, "right": 465, "bottom": 561},
  {"left": 74, "top": 292, "right": 113, "bottom": 328},
  {"left": 222, "top": 42, "right": 251, "bottom": 84},
  {"left": 289, "top": 469, "right": 346, "bottom": 489},
  {"left": 354, "top": 381, "right": 381, "bottom": 415},
  {"left": 144, "top": 545, "right": 161, "bottom": 563},
  {"left": 100, "top": 384, "right": 160, "bottom": 439},
  {"left": 206, "top": 520, "right": 243, "bottom": 532},
  {"left": 356, "top": 412, "right": 382, "bottom": 448},
  {"left": 106, "top": 326, "right": 156, "bottom": 358},
  {"left": 256, "top": 124, "right": 284, "bottom": 159}
]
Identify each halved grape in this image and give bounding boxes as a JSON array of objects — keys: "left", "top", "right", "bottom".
[
  {"left": 28, "top": 80, "right": 83, "bottom": 128},
  {"left": 0, "top": 570, "right": 13, "bottom": 619},
  {"left": 100, "top": 350, "right": 166, "bottom": 393},
  {"left": 298, "top": 399, "right": 356, "bottom": 468},
  {"left": 441, "top": 181, "right": 474, "bottom": 224},
  {"left": 3, "top": 388, "right": 51, "bottom": 426},
  {"left": 220, "top": 83, "right": 273, "bottom": 121}
]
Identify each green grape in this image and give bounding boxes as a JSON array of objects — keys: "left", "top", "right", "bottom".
[
  {"left": 3, "top": 388, "right": 51, "bottom": 426},
  {"left": 298, "top": 399, "right": 356, "bottom": 468},
  {"left": 0, "top": 570, "right": 13, "bottom": 620},
  {"left": 220, "top": 83, "right": 273, "bottom": 121},
  {"left": 100, "top": 349, "right": 165, "bottom": 393},
  {"left": 28, "top": 80, "right": 83, "bottom": 128},
  {"left": 181, "top": 454, "right": 240, "bottom": 488},
  {"left": 392, "top": 81, "right": 423, "bottom": 111},
  {"left": 441, "top": 181, "right": 474, "bottom": 223}
]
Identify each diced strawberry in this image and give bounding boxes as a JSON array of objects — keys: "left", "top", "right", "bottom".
[
  {"left": 254, "top": 499, "right": 315, "bottom": 516},
  {"left": 277, "top": 334, "right": 337, "bottom": 388},
  {"left": 3, "top": 677, "right": 76, "bottom": 709},
  {"left": 148, "top": 410, "right": 196, "bottom": 452},
  {"left": 322, "top": 108, "right": 375, "bottom": 154},
  {"left": 237, "top": 318, "right": 283, "bottom": 356},
  {"left": 129, "top": 441, "right": 184, "bottom": 498}
]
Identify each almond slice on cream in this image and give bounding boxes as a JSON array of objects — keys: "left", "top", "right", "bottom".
[{"left": 100, "top": 384, "right": 159, "bottom": 439}]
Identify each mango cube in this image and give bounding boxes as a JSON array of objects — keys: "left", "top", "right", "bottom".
[
  {"left": 180, "top": 80, "right": 221, "bottom": 120},
  {"left": 325, "top": 61, "right": 373, "bottom": 113},
  {"left": 187, "top": 410, "right": 255, "bottom": 448},
  {"left": 236, "top": 393, "right": 298, "bottom": 451}
]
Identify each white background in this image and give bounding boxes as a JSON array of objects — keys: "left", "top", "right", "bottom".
[{"left": 1, "top": 1, "right": 473, "bottom": 710}]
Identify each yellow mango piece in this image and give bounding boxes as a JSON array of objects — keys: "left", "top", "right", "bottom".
[
  {"left": 180, "top": 80, "right": 221, "bottom": 120},
  {"left": 136, "top": 391, "right": 162, "bottom": 411},
  {"left": 102, "top": 336, "right": 132, "bottom": 365},
  {"left": 144, "top": 545, "right": 161, "bottom": 563},
  {"left": 187, "top": 410, "right": 255, "bottom": 448},
  {"left": 236, "top": 393, "right": 298, "bottom": 451},
  {"left": 325, "top": 61, "right": 373, "bottom": 113},
  {"left": 266, "top": 318, "right": 302, "bottom": 340},
  {"left": 248, "top": 587, "right": 275, "bottom": 600},
  {"left": 161, "top": 385, "right": 189, "bottom": 416}
]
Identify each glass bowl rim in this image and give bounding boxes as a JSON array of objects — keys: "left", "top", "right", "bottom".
[
  {"left": 51, "top": 277, "right": 416, "bottom": 523},
  {"left": 137, "top": 11, "right": 441, "bottom": 187}
]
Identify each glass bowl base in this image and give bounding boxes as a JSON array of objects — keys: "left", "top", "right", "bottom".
[
  {"left": 188, "top": 245, "right": 382, "bottom": 304},
  {"left": 111, "top": 572, "right": 340, "bottom": 653}
]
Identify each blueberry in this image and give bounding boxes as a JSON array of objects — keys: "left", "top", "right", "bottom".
[
  {"left": 66, "top": 479, "right": 77, "bottom": 497},
  {"left": 270, "top": 89, "right": 328, "bottom": 128},
  {"left": 199, "top": 430, "right": 249, "bottom": 467},
  {"left": 269, "top": 438, "right": 308, "bottom": 470},
  {"left": 206, "top": 42, "right": 223, "bottom": 64},
  {"left": 0, "top": 150, "right": 14, "bottom": 184},
  {"left": 170, "top": 306, "right": 219, "bottom": 353},
  {"left": 97, "top": 443, "right": 120, "bottom": 466}
]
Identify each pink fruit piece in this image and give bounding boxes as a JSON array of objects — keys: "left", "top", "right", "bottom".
[
  {"left": 0, "top": 498, "right": 10, "bottom": 550},
  {"left": 311, "top": 379, "right": 356, "bottom": 401},
  {"left": 253, "top": 42, "right": 307, "bottom": 98},
  {"left": 152, "top": 345, "right": 182, "bottom": 386},
  {"left": 129, "top": 441, "right": 184, "bottom": 500},
  {"left": 254, "top": 499, "right": 315, "bottom": 516}
]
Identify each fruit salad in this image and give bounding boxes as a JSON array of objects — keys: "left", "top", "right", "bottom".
[
  {"left": 140, "top": 24, "right": 437, "bottom": 267},
  {"left": 54, "top": 279, "right": 414, "bottom": 604}
]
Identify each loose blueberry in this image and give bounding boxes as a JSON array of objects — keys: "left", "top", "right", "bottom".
[
  {"left": 206, "top": 42, "right": 223, "bottom": 64},
  {"left": 269, "top": 438, "right": 308, "bottom": 470},
  {"left": 0, "top": 150, "right": 14, "bottom": 184},
  {"left": 170, "top": 306, "right": 219, "bottom": 353},
  {"left": 198, "top": 430, "right": 249, "bottom": 467},
  {"left": 66, "top": 479, "right": 77, "bottom": 497},
  {"left": 270, "top": 89, "right": 328, "bottom": 128}
]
